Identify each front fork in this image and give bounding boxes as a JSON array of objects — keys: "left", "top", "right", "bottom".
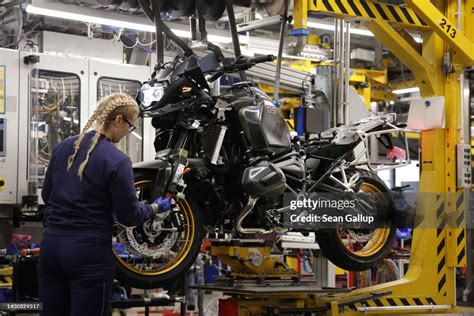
[
  {"left": 151, "top": 148, "right": 189, "bottom": 198},
  {"left": 152, "top": 126, "right": 193, "bottom": 200},
  {"left": 149, "top": 148, "right": 189, "bottom": 233}
]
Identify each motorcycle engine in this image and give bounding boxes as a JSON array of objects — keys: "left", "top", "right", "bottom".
[{"left": 241, "top": 162, "right": 286, "bottom": 198}]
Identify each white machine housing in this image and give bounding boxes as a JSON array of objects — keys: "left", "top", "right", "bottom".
[{"left": 1, "top": 47, "right": 153, "bottom": 206}]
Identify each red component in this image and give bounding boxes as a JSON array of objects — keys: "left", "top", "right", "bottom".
[
  {"left": 11, "top": 234, "right": 32, "bottom": 249},
  {"left": 296, "top": 249, "right": 302, "bottom": 275},
  {"left": 386, "top": 146, "right": 407, "bottom": 161},
  {"left": 201, "top": 239, "right": 212, "bottom": 253},
  {"left": 219, "top": 299, "right": 238, "bottom": 316}
]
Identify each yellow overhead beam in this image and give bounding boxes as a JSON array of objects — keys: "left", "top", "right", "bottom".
[
  {"left": 364, "top": 19, "right": 438, "bottom": 97},
  {"left": 390, "top": 80, "right": 417, "bottom": 91},
  {"left": 405, "top": 0, "right": 474, "bottom": 66},
  {"left": 305, "top": 0, "right": 430, "bottom": 31},
  {"left": 354, "top": 68, "right": 388, "bottom": 86},
  {"left": 371, "top": 89, "right": 396, "bottom": 101}
]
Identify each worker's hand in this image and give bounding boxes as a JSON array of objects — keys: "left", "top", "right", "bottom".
[
  {"left": 151, "top": 196, "right": 173, "bottom": 214},
  {"left": 151, "top": 196, "right": 174, "bottom": 231}
]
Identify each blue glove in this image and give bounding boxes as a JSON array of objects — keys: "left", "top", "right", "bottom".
[{"left": 152, "top": 196, "right": 173, "bottom": 214}]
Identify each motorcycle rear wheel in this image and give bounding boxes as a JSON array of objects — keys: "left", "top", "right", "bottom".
[
  {"left": 112, "top": 171, "right": 204, "bottom": 289},
  {"left": 315, "top": 169, "right": 396, "bottom": 271}
]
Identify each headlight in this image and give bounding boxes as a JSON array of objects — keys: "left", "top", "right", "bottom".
[{"left": 138, "top": 82, "right": 165, "bottom": 110}]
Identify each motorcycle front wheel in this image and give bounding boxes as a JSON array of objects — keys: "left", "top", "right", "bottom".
[
  {"left": 112, "top": 171, "right": 204, "bottom": 289},
  {"left": 315, "top": 169, "right": 396, "bottom": 271}
]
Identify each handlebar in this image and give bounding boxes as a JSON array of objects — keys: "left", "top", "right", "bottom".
[
  {"left": 249, "top": 55, "right": 274, "bottom": 64},
  {"left": 209, "top": 55, "right": 274, "bottom": 82}
]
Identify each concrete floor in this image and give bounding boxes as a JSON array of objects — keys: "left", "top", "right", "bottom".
[
  {"left": 10, "top": 293, "right": 474, "bottom": 315},
  {"left": 11, "top": 305, "right": 474, "bottom": 316},
  {"left": 110, "top": 303, "right": 474, "bottom": 316}
]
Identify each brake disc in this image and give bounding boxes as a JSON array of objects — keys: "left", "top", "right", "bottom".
[
  {"left": 124, "top": 225, "right": 179, "bottom": 258},
  {"left": 347, "top": 229, "right": 374, "bottom": 243}
]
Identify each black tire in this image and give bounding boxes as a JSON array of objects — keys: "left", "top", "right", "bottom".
[
  {"left": 113, "top": 171, "right": 204, "bottom": 289},
  {"left": 315, "top": 169, "right": 396, "bottom": 271},
  {"left": 203, "top": 0, "right": 226, "bottom": 21},
  {"left": 161, "top": 0, "right": 196, "bottom": 20}
]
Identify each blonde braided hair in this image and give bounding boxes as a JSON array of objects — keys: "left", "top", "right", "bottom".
[{"left": 67, "top": 93, "right": 139, "bottom": 179}]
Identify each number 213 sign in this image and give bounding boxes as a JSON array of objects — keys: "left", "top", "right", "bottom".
[{"left": 439, "top": 18, "right": 457, "bottom": 39}]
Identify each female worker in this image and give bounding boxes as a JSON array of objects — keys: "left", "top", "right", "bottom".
[{"left": 38, "top": 93, "right": 171, "bottom": 316}]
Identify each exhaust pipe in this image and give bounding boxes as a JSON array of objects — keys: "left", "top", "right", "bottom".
[{"left": 235, "top": 197, "right": 273, "bottom": 234}]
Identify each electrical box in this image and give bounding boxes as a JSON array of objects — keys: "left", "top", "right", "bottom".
[
  {"left": 0, "top": 48, "right": 20, "bottom": 204},
  {"left": 18, "top": 51, "right": 89, "bottom": 205},
  {"left": 0, "top": 48, "right": 154, "bottom": 207},
  {"left": 456, "top": 144, "right": 471, "bottom": 188}
]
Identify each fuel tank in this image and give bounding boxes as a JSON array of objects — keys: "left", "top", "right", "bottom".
[{"left": 226, "top": 83, "right": 291, "bottom": 155}]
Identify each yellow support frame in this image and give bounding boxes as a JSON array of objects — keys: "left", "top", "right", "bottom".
[
  {"left": 364, "top": 19, "right": 439, "bottom": 96},
  {"left": 0, "top": 266, "right": 12, "bottom": 289},
  {"left": 405, "top": 0, "right": 474, "bottom": 66}
]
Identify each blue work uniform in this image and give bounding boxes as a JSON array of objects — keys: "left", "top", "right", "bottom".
[{"left": 38, "top": 131, "right": 153, "bottom": 316}]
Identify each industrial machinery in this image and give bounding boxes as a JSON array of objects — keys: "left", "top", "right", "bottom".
[
  {"left": 0, "top": 45, "right": 153, "bottom": 211},
  {"left": 16, "top": 51, "right": 87, "bottom": 208},
  {"left": 0, "top": 49, "right": 19, "bottom": 207}
]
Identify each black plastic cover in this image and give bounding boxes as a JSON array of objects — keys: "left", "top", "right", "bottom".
[
  {"left": 242, "top": 162, "right": 286, "bottom": 198},
  {"left": 274, "top": 156, "right": 305, "bottom": 179},
  {"left": 238, "top": 99, "right": 291, "bottom": 155}
]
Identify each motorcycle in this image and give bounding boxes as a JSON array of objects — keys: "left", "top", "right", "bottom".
[{"left": 111, "top": 47, "right": 408, "bottom": 289}]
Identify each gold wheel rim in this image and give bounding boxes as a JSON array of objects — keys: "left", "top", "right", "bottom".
[
  {"left": 113, "top": 180, "right": 196, "bottom": 276},
  {"left": 337, "top": 182, "right": 391, "bottom": 257}
]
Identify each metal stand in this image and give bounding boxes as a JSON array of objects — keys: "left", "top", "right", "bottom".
[
  {"left": 196, "top": 0, "right": 207, "bottom": 42},
  {"left": 110, "top": 278, "right": 188, "bottom": 316},
  {"left": 8, "top": 255, "right": 39, "bottom": 316},
  {"left": 180, "top": 280, "right": 187, "bottom": 316},
  {"left": 273, "top": 0, "right": 289, "bottom": 103},
  {"left": 224, "top": 0, "right": 247, "bottom": 81},
  {"left": 151, "top": 0, "right": 164, "bottom": 65},
  {"left": 110, "top": 296, "right": 183, "bottom": 315}
]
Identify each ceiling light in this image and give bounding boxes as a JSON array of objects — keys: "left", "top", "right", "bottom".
[
  {"left": 26, "top": 4, "right": 233, "bottom": 44},
  {"left": 27, "top": 4, "right": 156, "bottom": 32},
  {"left": 393, "top": 87, "right": 420, "bottom": 94}
]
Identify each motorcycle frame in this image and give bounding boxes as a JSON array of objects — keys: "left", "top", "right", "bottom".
[
  {"left": 351, "top": 125, "right": 411, "bottom": 172},
  {"left": 319, "top": 114, "right": 411, "bottom": 171}
]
